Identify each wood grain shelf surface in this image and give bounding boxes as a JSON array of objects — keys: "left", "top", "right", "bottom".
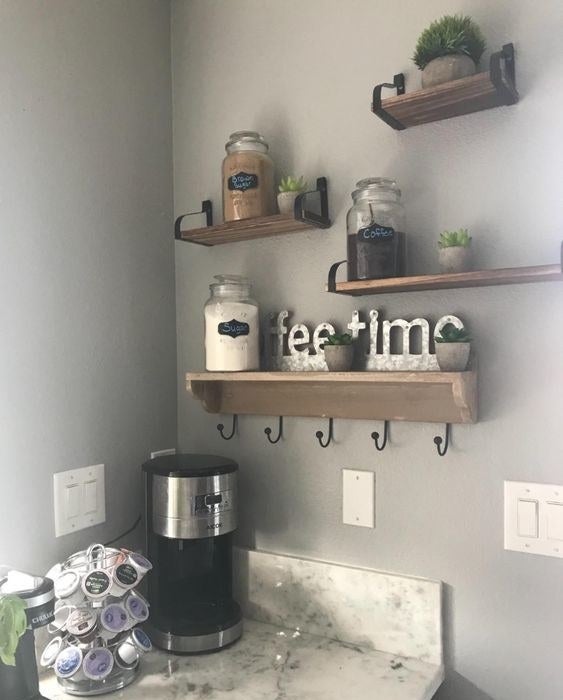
[
  {"left": 186, "top": 371, "right": 478, "bottom": 424},
  {"left": 178, "top": 214, "right": 316, "bottom": 246},
  {"left": 329, "top": 262, "right": 563, "bottom": 296}
]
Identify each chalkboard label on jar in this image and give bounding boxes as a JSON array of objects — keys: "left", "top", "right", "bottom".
[
  {"left": 357, "top": 223, "right": 395, "bottom": 242},
  {"left": 228, "top": 172, "right": 259, "bottom": 192},
  {"left": 218, "top": 319, "right": 250, "bottom": 339}
]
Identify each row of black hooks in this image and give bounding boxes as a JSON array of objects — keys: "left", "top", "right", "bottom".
[{"left": 216, "top": 416, "right": 452, "bottom": 456}]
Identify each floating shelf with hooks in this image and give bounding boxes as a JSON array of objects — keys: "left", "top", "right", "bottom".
[
  {"left": 175, "top": 177, "right": 331, "bottom": 246},
  {"left": 186, "top": 371, "right": 477, "bottom": 425},
  {"left": 372, "top": 43, "right": 518, "bottom": 130}
]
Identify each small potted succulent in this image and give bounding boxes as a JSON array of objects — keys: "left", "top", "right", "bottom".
[
  {"left": 438, "top": 229, "right": 472, "bottom": 273},
  {"left": 277, "top": 176, "right": 308, "bottom": 215},
  {"left": 435, "top": 324, "right": 471, "bottom": 371},
  {"left": 322, "top": 333, "right": 354, "bottom": 372},
  {"left": 413, "top": 15, "right": 486, "bottom": 89}
]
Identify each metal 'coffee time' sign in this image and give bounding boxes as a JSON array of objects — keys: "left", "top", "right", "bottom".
[{"left": 270, "top": 309, "right": 466, "bottom": 371}]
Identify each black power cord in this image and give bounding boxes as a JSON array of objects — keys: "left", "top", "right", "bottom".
[{"left": 104, "top": 515, "right": 142, "bottom": 547}]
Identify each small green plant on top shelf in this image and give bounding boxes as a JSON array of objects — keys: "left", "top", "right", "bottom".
[
  {"left": 413, "top": 15, "right": 486, "bottom": 88},
  {"left": 438, "top": 228, "right": 472, "bottom": 274},
  {"left": 277, "top": 176, "right": 308, "bottom": 215},
  {"left": 0, "top": 594, "right": 27, "bottom": 667},
  {"left": 322, "top": 333, "right": 354, "bottom": 372},
  {"left": 435, "top": 324, "right": 472, "bottom": 372}
]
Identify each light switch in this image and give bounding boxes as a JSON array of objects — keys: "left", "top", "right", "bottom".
[
  {"left": 516, "top": 499, "right": 538, "bottom": 538},
  {"left": 505, "top": 481, "right": 563, "bottom": 559},
  {"left": 342, "top": 469, "right": 375, "bottom": 528},
  {"left": 546, "top": 502, "right": 563, "bottom": 541},
  {"left": 54, "top": 464, "right": 105, "bottom": 537},
  {"left": 66, "top": 485, "right": 81, "bottom": 519},
  {"left": 83, "top": 481, "right": 97, "bottom": 514}
]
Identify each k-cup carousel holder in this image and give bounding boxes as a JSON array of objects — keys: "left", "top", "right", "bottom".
[{"left": 42, "top": 544, "right": 152, "bottom": 696}]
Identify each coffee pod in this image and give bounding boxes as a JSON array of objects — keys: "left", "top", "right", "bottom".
[
  {"left": 123, "top": 551, "right": 152, "bottom": 582},
  {"left": 115, "top": 628, "right": 152, "bottom": 668},
  {"left": 124, "top": 591, "right": 149, "bottom": 628},
  {"left": 66, "top": 608, "right": 98, "bottom": 644},
  {"left": 54, "top": 570, "right": 85, "bottom": 607},
  {"left": 48, "top": 604, "right": 75, "bottom": 634},
  {"left": 99, "top": 603, "right": 129, "bottom": 640},
  {"left": 81, "top": 569, "right": 111, "bottom": 605},
  {"left": 131, "top": 628, "right": 152, "bottom": 654},
  {"left": 109, "top": 562, "right": 139, "bottom": 598},
  {"left": 82, "top": 647, "right": 114, "bottom": 682},
  {"left": 54, "top": 645, "right": 83, "bottom": 680},
  {"left": 40, "top": 636, "right": 65, "bottom": 669}
]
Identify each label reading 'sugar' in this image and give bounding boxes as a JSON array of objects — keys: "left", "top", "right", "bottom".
[
  {"left": 228, "top": 171, "right": 259, "bottom": 192},
  {"left": 218, "top": 319, "right": 250, "bottom": 339},
  {"left": 357, "top": 222, "right": 395, "bottom": 242}
]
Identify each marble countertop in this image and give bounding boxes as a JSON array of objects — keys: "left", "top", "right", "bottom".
[{"left": 41, "top": 618, "right": 443, "bottom": 700}]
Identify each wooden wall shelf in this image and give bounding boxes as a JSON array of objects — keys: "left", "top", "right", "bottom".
[
  {"left": 186, "top": 371, "right": 477, "bottom": 424},
  {"left": 327, "top": 250, "right": 563, "bottom": 296},
  {"left": 372, "top": 44, "right": 518, "bottom": 130},
  {"left": 175, "top": 177, "right": 331, "bottom": 246}
]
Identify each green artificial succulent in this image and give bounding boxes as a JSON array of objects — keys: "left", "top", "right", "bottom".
[
  {"left": 435, "top": 324, "right": 471, "bottom": 344},
  {"left": 0, "top": 594, "right": 27, "bottom": 666},
  {"left": 278, "top": 176, "right": 308, "bottom": 193},
  {"left": 324, "top": 333, "right": 353, "bottom": 346},
  {"left": 438, "top": 228, "right": 472, "bottom": 249},
  {"left": 413, "top": 15, "right": 486, "bottom": 70}
]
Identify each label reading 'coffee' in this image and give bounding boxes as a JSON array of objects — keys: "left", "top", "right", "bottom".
[
  {"left": 84, "top": 571, "right": 110, "bottom": 596},
  {"left": 115, "top": 563, "right": 138, "bottom": 587},
  {"left": 218, "top": 319, "right": 250, "bottom": 339},
  {"left": 228, "top": 171, "right": 259, "bottom": 192},
  {"left": 357, "top": 223, "right": 395, "bottom": 242}
]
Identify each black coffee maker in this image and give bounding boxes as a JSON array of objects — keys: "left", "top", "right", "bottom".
[
  {"left": 143, "top": 454, "right": 242, "bottom": 654},
  {"left": 0, "top": 568, "right": 55, "bottom": 700}
]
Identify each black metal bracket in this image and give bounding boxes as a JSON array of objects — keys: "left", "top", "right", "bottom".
[
  {"left": 294, "top": 177, "right": 331, "bottom": 229},
  {"left": 175, "top": 200, "right": 213, "bottom": 241},
  {"left": 371, "top": 421, "right": 389, "bottom": 451},
  {"left": 327, "top": 260, "right": 347, "bottom": 293},
  {"left": 372, "top": 73, "right": 406, "bottom": 131},
  {"left": 217, "top": 415, "right": 237, "bottom": 440},
  {"left": 433, "top": 423, "right": 450, "bottom": 457},
  {"left": 315, "top": 417, "right": 334, "bottom": 448},
  {"left": 490, "top": 43, "right": 518, "bottom": 105},
  {"left": 264, "top": 416, "right": 283, "bottom": 444}
]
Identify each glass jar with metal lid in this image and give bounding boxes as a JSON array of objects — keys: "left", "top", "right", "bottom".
[
  {"left": 222, "top": 131, "right": 275, "bottom": 222},
  {"left": 204, "top": 275, "right": 260, "bottom": 371},
  {"left": 346, "top": 178, "right": 406, "bottom": 280}
]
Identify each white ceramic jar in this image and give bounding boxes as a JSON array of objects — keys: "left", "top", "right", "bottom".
[{"left": 204, "top": 275, "right": 260, "bottom": 371}]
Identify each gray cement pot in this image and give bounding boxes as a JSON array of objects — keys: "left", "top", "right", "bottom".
[
  {"left": 421, "top": 54, "right": 476, "bottom": 89},
  {"left": 439, "top": 246, "right": 471, "bottom": 274},
  {"left": 435, "top": 342, "right": 470, "bottom": 371},
  {"left": 277, "top": 191, "right": 300, "bottom": 215},
  {"left": 323, "top": 344, "right": 354, "bottom": 372}
]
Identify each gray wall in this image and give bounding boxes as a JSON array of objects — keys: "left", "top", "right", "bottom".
[
  {"left": 172, "top": 1, "right": 563, "bottom": 699},
  {"left": 0, "top": 0, "right": 176, "bottom": 574}
]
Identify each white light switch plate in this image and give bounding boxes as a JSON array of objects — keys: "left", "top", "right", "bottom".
[
  {"left": 54, "top": 464, "right": 105, "bottom": 537},
  {"left": 505, "top": 480, "right": 563, "bottom": 558},
  {"left": 342, "top": 469, "right": 375, "bottom": 528}
]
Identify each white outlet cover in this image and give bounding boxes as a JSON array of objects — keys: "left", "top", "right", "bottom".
[
  {"left": 53, "top": 464, "right": 105, "bottom": 537},
  {"left": 342, "top": 469, "right": 375, "bottom": 528},
  {"left": 505, "top": 480, "right": 563, "bottom": 559}
]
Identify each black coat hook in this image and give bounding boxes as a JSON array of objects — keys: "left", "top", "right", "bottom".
[
  {"left": 433, "top": 423, "right": 450, "bottom": 456},
  {"left": 217, "top": 415, "right": 237, "bottom": 440},
  {"left": 264, "top": 416, "right": 283, "bottom": 444},
  {"left": 315, "top": 418, "right": 334, "bottom": 448},
  {"left": 371, "top": 421, "right": 389, "bottom": 451}
]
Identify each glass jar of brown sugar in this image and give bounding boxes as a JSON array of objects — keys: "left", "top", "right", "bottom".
[
  {"left": 346, "top": 177, "right": 406, "bottom": 280},
  {"left": 222, "top": 131, "right": 275, "bottom": 222}
]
